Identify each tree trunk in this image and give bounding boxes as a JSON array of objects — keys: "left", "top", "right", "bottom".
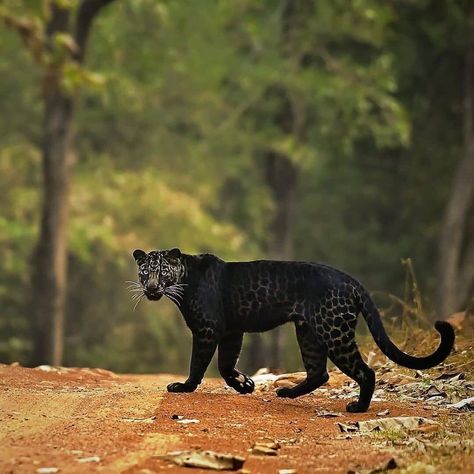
[
  {"left": 30, "top": 0, "right": 116, "bottom": 366},
  {"left": 265, "top": 152, "right": 299, "bottom": 261},
  {"left": 31, "top": 92, "right": 75, "bottom": 365},
  {"left": 245, "top": 153, "right": 298, "bottom": 372},
  {"left": 265, "top": 151, "right": 299, "bottom": 369},
  {"left": 29, "top": 3, "right": 73, "bottom": 366},
  {"left": 438, "top": 12, "right": 474, "bottom": 317}
]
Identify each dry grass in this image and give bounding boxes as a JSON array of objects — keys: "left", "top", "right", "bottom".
[{"left": 357, "top": 288, "right": 474, "bottom": 473}]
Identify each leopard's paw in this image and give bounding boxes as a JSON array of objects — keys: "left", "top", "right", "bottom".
[
  {"left": 346, "top": 401, "right": 369, "bottom": 413},
  {"left": 167, "top": 381, "right": 197, "bottom": 393},
  {"left": 225, "top": 372, "right": 254, "bottom": 394},
  {"left": 276, "top": 387, "right": 298, "bottom": 399}
]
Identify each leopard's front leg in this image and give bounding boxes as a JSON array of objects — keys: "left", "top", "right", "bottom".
[
  {"left": 218, "top": 332, "right": 254, "bottom": 394},
  {"left": 167, "top": 332, "right": 218, "bottom": 393}
]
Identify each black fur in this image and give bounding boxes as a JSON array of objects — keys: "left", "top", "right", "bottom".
[{"left": 132, "top": 249, "right": 455, "bottom": 412}]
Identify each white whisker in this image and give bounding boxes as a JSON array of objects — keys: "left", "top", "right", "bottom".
[
  {"left": 167, "top": 284, "right": 185, "bottom": 295},
  {"left": 133, "top": 293, "right": 145, "bottom": 311},
  {"left": 131, "top": 291, "right": 145, "bottom": 301},
  {"left": 165, "top": 294, "right": 180, "bottom": 306},
  {"left": 165, "top": 287, "right": 181, "bottom": 297},
  {"left": 166, "top": 288, "right": 183, "bottom": 300},
  {"left": 166, "top": 287, "right": 183, "bottom": 296},
  {"left": 164, "top": 290, "right": 181, "bottom": 307}
]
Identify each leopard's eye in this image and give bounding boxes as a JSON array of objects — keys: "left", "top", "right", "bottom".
[
  {"left": 141, "top": 268, "right": 149, "bottom": 275},
  {"left": 162, "top": 268, "right": 168, "bottom": 276}
]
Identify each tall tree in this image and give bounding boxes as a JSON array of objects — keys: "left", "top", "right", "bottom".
[
  {"left": 2, "top": 0, "right": 116, "bottom": 365},
  {"left": 438, "top": 7, "right": 474, "bottom": 316},
  {"left": 262, "top": 0, "right": 306, "bottom": 368}
]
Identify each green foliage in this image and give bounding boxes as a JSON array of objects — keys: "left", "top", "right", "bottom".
[{"left": 0, "top": 147, "right": 40, "bottom": 362}]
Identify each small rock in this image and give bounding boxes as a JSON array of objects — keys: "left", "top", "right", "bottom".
[
  {"left": 76, "top": 455, "right": 100, "bottom": 463},
  {"left": 177, "top": 418, "right": 200, "bottom": 424},
  {"left": 36, "top": 365, "right": 56, "bottom": 372}
]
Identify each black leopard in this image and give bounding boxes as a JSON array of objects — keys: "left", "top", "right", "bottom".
[{"left": 130, "top": 248, "right": 455, "bottom": 412}]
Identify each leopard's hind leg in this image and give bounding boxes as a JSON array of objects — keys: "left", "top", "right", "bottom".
[
  {"left": 276, "top": 321, "right": 329, "bottom": 399},
  {"left": 326, "top": 321, "right": 375, "bottom": 412}
]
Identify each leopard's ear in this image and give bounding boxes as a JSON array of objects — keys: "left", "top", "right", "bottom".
[
  {"left": 167, "top": 247, "right": 182, "bottom": 261},
  {"left": 133, "top": 249, "right": 147, "bottom": 263}
]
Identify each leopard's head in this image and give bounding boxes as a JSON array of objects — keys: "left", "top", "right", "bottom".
[{"left": 132, "top": 248, "right": 184, "bottom": 302}]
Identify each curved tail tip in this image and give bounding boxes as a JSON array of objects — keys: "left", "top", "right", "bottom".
[
  {"left": 435, "top": 320, "right": 454, "bottom": 332},
  {"left": 434, "top": 319, "right": 455, "bottom": 343}
]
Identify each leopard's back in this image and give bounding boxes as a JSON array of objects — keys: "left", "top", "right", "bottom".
[{"left": 220, "top": 259, "right": 361, "bottom": 333}]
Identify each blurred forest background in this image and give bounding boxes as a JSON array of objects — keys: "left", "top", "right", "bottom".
[{"left": 0, "top": 0, "right": 473, "bottom": 375}]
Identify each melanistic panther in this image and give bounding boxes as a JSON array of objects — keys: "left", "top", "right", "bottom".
[{"left": 130, "top": 248, "right": 455, "bottom": 412}]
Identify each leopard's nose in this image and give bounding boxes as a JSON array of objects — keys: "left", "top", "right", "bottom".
[{"left": 146, "top": 279, "right": 159, "bottom": 291}]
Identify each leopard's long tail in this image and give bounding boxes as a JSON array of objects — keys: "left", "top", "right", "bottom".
[{"left": 357, "top": 289, "right": 455, "bottom": 370}]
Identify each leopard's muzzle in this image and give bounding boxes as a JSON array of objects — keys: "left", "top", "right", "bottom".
[{"left": 145, "top": 278, "right": 163, "bottom": 301}]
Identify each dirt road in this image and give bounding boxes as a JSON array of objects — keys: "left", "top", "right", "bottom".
[{"left": 0, "top": 364, "right": 472, "bottom": 473}]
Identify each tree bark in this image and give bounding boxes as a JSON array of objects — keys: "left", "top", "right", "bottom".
[
  {"left": 30, "top": 0, "right": 115, "bottom": 366},
  {"left": 31, "top": 93, "right": 75, "bottom": 365},
  {"left": 438, "top": 11, "right": 474, "bottom": 317},
  {"left": 265, "top": 152, "right": 299, "bottom": 261},
  {"left": 265, "top": 152, "right": 298, "bottom": 369},
  {"left": 245, "top": 152, "right": 298, "bottom": 372}
]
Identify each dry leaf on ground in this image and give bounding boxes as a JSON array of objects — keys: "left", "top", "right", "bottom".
[
  {"left": 273, "top": 372, "right": 307, "bottom": 388},
  {"left": 251, "top": 440, "right": 281, "bottom": 456},
  {"left": 159, "top": 450, "right": 245, "bottom": 470},
  {"left": 448, "top": 396, "right": 474, "bottom": 411},
  {"left": 349, "top": 457, "right": 398, "bottom": 474},
  {"left": 121, "top": 416, "right": 156, "bottom": 423},
  {"left": 337, "top": 417, "right": 439, "bottom": 434},
  {"left": 315, "top": 410, "right": 342, "bottom": 418}
]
